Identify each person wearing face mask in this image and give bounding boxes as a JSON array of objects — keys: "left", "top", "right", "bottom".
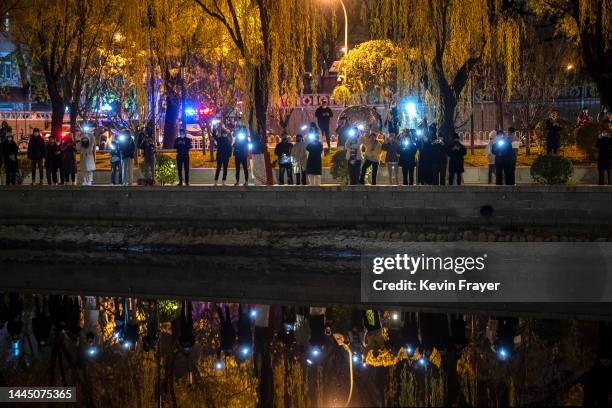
[
  {"left": 45, "top": 134, "right": 61, "bottom": 185},
  {"left": 2, "top": 131, "right": 19, "bottom": 185},
  {"left": 27, "top": 128, "right": 46, "bottom": 185},
  {"left": 213, "top": 127, "right": 232, "bottom": 186},
  {"left": 173, "top": 129, "right": 192, "bottom": 186}
]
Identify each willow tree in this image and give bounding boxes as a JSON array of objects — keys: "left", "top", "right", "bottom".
[
  {"left": 337, "top": 39, "right": 401, "bottom": 105},
  {"left": 11, "top": 0, "right": 125, "bottom": 137},
  {"left": 529, "top": 0, "right": 611, "bottom": 108},
  {"left": 193, "top": 1, "right": 320, "bottom": 148},
  {"left": 369, "top": 0, "right": 521, "bottom": 141}
]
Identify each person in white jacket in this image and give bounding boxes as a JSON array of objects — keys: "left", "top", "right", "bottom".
[{"left": 79, "top": 129, "right": 96, "bottom": 186}]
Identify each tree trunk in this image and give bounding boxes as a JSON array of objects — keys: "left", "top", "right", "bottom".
[
  {"left": 51, "top": 98, "right": 65, "bottom": 141},
  {"left": 251, "top": 64, "right": 273, "bottom": 185},
  {"left": 439, "top": 91, "right": 457, "bottom": 143},
  {"left": 163, "top": 95, "right": 180, "bottom": 149}
]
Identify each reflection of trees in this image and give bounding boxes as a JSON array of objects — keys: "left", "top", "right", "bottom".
[{"left": 0, "top": 295, "right": 605, "bottom": 407}]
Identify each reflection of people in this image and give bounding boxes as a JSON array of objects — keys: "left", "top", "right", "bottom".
[{"left": 315, "top": 101, "right": 333, "bottom": 152}]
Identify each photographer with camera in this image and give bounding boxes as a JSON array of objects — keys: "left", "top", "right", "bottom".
[
  {"left": 274, "top": 132, "right": 294, "bottom": 185},
  {"left": 233, "top": 127, "right": 250, "bottom": 186}
]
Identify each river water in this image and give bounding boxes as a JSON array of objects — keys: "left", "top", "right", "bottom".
[{"left": 0, "top": 248, "right": 611, "bottom": 406}]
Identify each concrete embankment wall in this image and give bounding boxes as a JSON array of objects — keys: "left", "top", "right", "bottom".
[{"left": 0, "top": 186, "right": 610, "bottom": 251}]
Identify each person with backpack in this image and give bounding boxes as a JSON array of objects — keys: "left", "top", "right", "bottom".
[
  {"left": 79, "top": 128, "right": 96, "bottom": 186},
  {"left": 27, "top": 128, "right": 46, "bottom": 185}
]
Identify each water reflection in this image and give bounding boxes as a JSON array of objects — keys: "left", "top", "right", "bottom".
[{"left": 0, "top": 292, "right": 610, "bottom": 407}]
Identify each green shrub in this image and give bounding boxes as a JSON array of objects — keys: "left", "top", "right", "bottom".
[
  {"left": 330, "top": 150, "right": 348, "bottom": 184},
  {"left": 574, "top": 123, "right": 602, "bottom": 160},
  {"left": 530, "top": 154, "right": 574, "bottom": 185},
  {"left": 155, "top": 154, "right": 178, "bottom": 185}
]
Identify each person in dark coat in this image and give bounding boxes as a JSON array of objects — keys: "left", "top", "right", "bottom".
[
  {"left": 173, "top": 129, "right": 192, "bottom": 186},
  {"left": 418, "top": 142, "right": 435, "bottom": 185},
  {"left": 60, "top": 134, "right": 77, "bottom": 185},
  {"left": 2, "top": 132, "right": 19, "bottom": 185},
  {"left": 32, "top": 295, "right": 52, "bottom": 347},
  {"left": 446, "top": 133, "right": 467, "bottom": 185},
  {"left": 214, "top": 128, "right": 232, "bottom": 186},
  {"left": 491, "top": 131, "right": 515, "bottom": 185},
  {"left": 45, "top": 136, "right": 61, "bottom": 185},
  {"left": 218, "top": 305, "right": 236, "bottom": 356},
  {"left": 306, "top": 133, "right": 324, "bottom": 186},
  {"left": 139, "top": 128, "right": 156, "bottom": 185},
  {"left": 314, "top": 101, "right": 333, "bottom": 152},
  {"left": 178, "top": 300, "right": 195, "bottom": 354},
  {"left": 431, "top": 136, "right": 447, "bottom": 186},
  {"left": 27, "top": 128, "right": 46, "bottom": 185},
  {"left": 398, "top": 131, "right": 418, "bottom": 185},
  {"left": 233, "top": 127, "right": 250, "bottom": 186},
  {"left": 544, "top": 110, "right": 562, "bottom": 154},
  {"left": 596, "top": 126, "right": 612, "bottom": 185},
  {"left": 274, "top": 133, "right": 294, "bottom": 185},
  {"left": 0, "top": 122, "right": 12, "bottom": 174}
]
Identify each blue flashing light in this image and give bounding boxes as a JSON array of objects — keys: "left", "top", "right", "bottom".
[
  {"left": 497, "top": 347, "right": 509, "bottom": 361},
  {"left": 405, "top": 102, "right": 418, "bottom": 119},
  {"left": 185, "top": 108, "right": 197, "bottom": 117},
  {"left": 101, "top": 103, "right": 113, "bottom": 112}
]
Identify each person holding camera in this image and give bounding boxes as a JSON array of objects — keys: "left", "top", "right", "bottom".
[
  {"left": 306, "top": 131, "right": 323, "bottom": 186},
  {"left": 274, "top": 133, "right": 294, "bottom": 185},
  {"left": 233, "top": 127, "right": 250, "bottom": 186},
  {"left": 79, "top": 129, "right": 96, "bottom": 186},
  {"left": 345, "top": 128, "right": 362, "bottom": 185},
  {"left": 398, "top": 130, "right": 418, "bottom": 186},
  {"left": 491, "top": 130, "right": 514, "bottom": 185},
  {"left": 174, "top": 129, "right": 192, "bottom": 186}
]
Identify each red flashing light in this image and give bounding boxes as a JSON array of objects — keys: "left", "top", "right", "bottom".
[{"left": 198, "top": 106, "right": 214, "bottom": 117}]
